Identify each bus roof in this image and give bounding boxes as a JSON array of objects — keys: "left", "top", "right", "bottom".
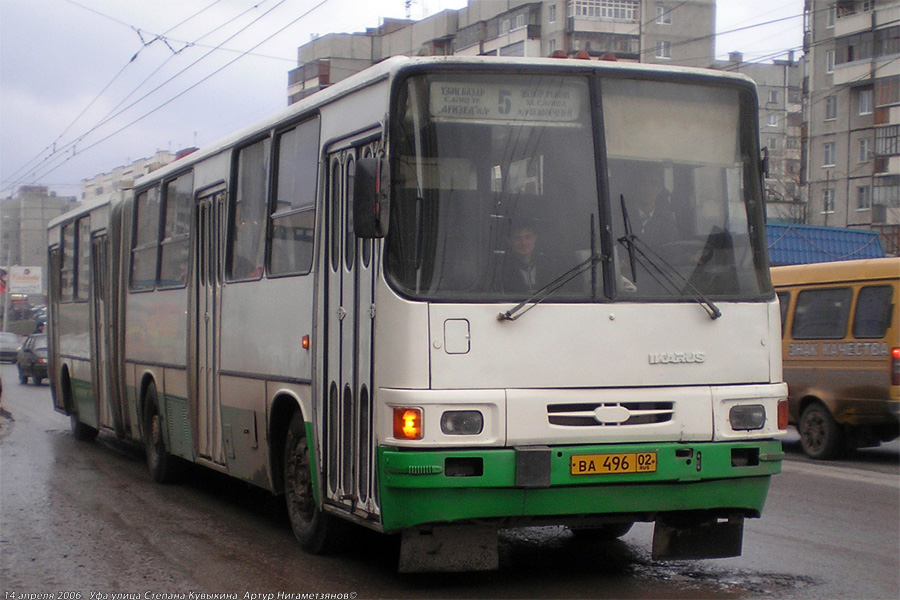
[
  {"left": 771, "top": 257, "right": 900, "bottom": 287},
  {"left": 47, "top": 193, "right": 115, "bottom": 231}
]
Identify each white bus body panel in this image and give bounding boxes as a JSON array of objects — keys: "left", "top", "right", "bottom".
[
  {"left": 218, "top": 276, "right": 314, "bottom": 380},
  {"left": 426, "top": 302, "right": 775, "bottom": 389},
  {"left": 124, "top": 289, "right": 189, "bottom": 365}
]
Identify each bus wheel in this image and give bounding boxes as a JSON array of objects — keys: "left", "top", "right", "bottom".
[
  {"left": 143, "top": 382, "right": 181, "bottom": 483},
  {"left": 799, "top": 403, "right": 842, "bottom": 460},
  {"left": 284, "top": 412, "right": 335, "bottom": 554}
]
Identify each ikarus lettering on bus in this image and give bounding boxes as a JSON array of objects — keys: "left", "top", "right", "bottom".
[{"left": 648, "top": 351, "right": 705, "bottom": 365}]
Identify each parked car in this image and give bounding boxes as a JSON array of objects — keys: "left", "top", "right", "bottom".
[
  {"left": 17, "top": 333, "right": 48, "bottom": 385},
  {"left": 0, "top": 332, "right": 20, "bottom": 363}
]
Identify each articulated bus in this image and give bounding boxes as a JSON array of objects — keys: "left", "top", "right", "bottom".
[{"left": 48, "top": 56, "right": 787, "bottom": 572}]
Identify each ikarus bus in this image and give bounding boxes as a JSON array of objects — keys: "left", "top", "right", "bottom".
[{"left": 47, "top": 56, "right": 788, "bottom": 572}]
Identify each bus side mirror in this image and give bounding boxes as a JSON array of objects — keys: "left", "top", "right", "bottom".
[{"left": 354, "top": 157, "right": 390, "bottom": 238}]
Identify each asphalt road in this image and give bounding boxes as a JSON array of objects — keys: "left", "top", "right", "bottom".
[{"left": 1, "top": 363, "right": 898, "bottom": 599}]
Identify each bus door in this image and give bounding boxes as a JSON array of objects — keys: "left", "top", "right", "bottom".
[
  {"left": 193, "top": 189, "right": 226, "bottom": 465},
  {"left": 324, "top": 140, "right": 380, "bottom": 519},
  {"left": 90, "top": 234, "right": 119, "bottom": 434}
]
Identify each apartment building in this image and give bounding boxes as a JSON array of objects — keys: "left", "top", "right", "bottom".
[
  {"left": 81, "top": 149, "right": 180, "bottom": 201},
  {"left": 287, "top": 1, "right": 716, "bottom": 103},
  {"left": 803, "top": 0, "right": 900, "bottom": 254}
]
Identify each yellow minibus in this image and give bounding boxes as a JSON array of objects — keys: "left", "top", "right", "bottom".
[{"left": 772, "top": 257, "right": 900, "bottom": 459}]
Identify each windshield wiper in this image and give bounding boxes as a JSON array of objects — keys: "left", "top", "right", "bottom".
[
  {"left": 498, "top": 251, "right": 605, "bottom": 322},
  {"left": 618, "top": 195, "right": 722, "bottom": 320}
]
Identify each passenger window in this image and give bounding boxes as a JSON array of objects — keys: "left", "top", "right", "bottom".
[
  {"left": 159, "top": 173, "right": 194, "bottom": 288},
  {"left": 230, "top": 138, "right": 270, "bottom": 281},
  {"left": 776, "top": 291, "right": 791, "bottom": 336},
  {"left": 131, "top": 188, "right": 160, "bottom": 291},
  {"left": 269, "top": 118, "right": 319, "bottom": 276},
  {"left": 76, "top": 217, "right": 91, "bottom": 301},
  {"left": 61, "top": 223, "right": 75, "bottom": 303},
  {"left": 853, "top": 285, "right": 893, "bottom": 339},
  {"left": 791, "top": 287, "right": 853, "bottom": 339}
]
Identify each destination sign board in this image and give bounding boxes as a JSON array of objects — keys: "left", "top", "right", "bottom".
[{"left": 430, "top": 82, "right": 583, "bottom": 124}]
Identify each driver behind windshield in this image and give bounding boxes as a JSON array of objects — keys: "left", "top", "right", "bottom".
[{"left": 633, "top": 167, "right": 677, "bottom": 248}]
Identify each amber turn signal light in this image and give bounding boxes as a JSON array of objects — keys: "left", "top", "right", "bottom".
[
  {"left": 777, "top": 399, "right": 789, "bottom": 431},
  {"left": 393, "top": 407, "right": 423, "bottom": 440}
]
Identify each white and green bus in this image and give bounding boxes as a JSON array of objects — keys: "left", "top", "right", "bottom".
[{"left": 48, "top": 56, "right": 787, "bottom": 572}]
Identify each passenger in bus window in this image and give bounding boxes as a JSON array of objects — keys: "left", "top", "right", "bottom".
[
  {"left": 634, "top": 168, "right": 677, "bottom": 248},
  {"left": 499, "top": 221, "right": 548, "bottom": 294}
]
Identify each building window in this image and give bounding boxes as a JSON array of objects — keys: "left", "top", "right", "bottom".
[
  {"left": 549, "top": 38, "right": 557, "bottom": 54},
  {"left": 766, "top": 113, "right": 778, "bottom": 127},
  {"left": 549, "top": 4, "right": 557, "bottom": 22},
  {"left": 875, "top": 75, "right": 899, "bottom": 107},
  {"left": 859, "top": 88, "right": 873, "bottom": 115},
  {"left": 768, "top": 137, "right": 779, "bottom": 151},
  {"left": 827, "top": 6, "right": 835, "bottom": 28},
  {"left": 768, "top": 90, "right": 778, "bottom": 104},
  {"left": 824, "top": 142, "right": 836, "bottom": 166},
  {"left": 568, "top": 1, "right": 639, "bottom": 22},
  {"left": 656, "top": 5, "right": 672, "bottom": 24},
  {"left": 857, "top": 185, "right": 872, "bottom": 210},
  {"left": 823, "top": 188, "right": 835, "bottom": 213},
  {"left": 825, "top": 95, "right": 838, "bottom": 120},
  {"left": 656, "top": 41, "right": 671, "bottom": 58},
  {"left": 876, "top": 125, "right": 900, "bottom": 156},
  {"left": 859, "top": 137, "right": 872, "bottom": 162},
  {"left": 874, "top": 175, "right": 900, "bottom": 207},
  {"left": 500, "top": 20, "right": 510, "bottom": 35},
  {"left": 515, "top": 14, "right": 526, "bottom": 30},
  {"left": 826, "top": 49, "right": 835, "bottom": 74}
]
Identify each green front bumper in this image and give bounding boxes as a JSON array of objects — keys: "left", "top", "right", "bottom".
[{"left": 378, "top": 440, "right": 783, "bottom": 531}]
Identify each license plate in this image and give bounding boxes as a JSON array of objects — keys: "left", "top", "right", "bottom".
[{"left": 570, "top": 452, "right": 657, "bottom": 475}]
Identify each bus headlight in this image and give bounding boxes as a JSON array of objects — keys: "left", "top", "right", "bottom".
[
  {"left": 440, "top": 410, "right": 484, "bottom": 435},
  {"left": 729, "top": 404, "right": 766, "bottom": 431}
]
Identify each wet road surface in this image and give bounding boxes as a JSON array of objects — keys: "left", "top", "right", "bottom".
[{"left": 2, "top": 364, "right": 897, "bottom": 598}]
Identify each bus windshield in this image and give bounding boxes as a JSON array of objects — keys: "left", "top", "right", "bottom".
[{"left": 386, "top": 71, "right": 770, "bottom": 303}]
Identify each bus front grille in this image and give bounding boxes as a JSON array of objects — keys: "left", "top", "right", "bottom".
[{"left": 547, "top": 402, "right": 675, "bottom": 427}]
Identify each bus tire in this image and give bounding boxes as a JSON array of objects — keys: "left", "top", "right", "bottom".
[
  {"left": 143, "top": 382, "right": 182, "bottom": 483},
  {"left": 799, "top": 403, "right": 842, "bottom": 460},
  {"left": 284, "top": 411, "right": 335, "bottom": 554}
]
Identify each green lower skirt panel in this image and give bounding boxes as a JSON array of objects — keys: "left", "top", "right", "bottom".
[{"left": 377, "top": 440, "right": 782, "bottom": 531}]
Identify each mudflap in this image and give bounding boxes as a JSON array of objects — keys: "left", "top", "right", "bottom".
[
  {"left": 652, "top": 514, "right": 744, "bottom": 560},
  {"left": 398, "top": 525, "right": 499, "bottom": 572}
]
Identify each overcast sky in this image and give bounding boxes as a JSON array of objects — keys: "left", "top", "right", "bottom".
[{"left": 0, "top": 0, "right": 803, "bottom": 199}]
